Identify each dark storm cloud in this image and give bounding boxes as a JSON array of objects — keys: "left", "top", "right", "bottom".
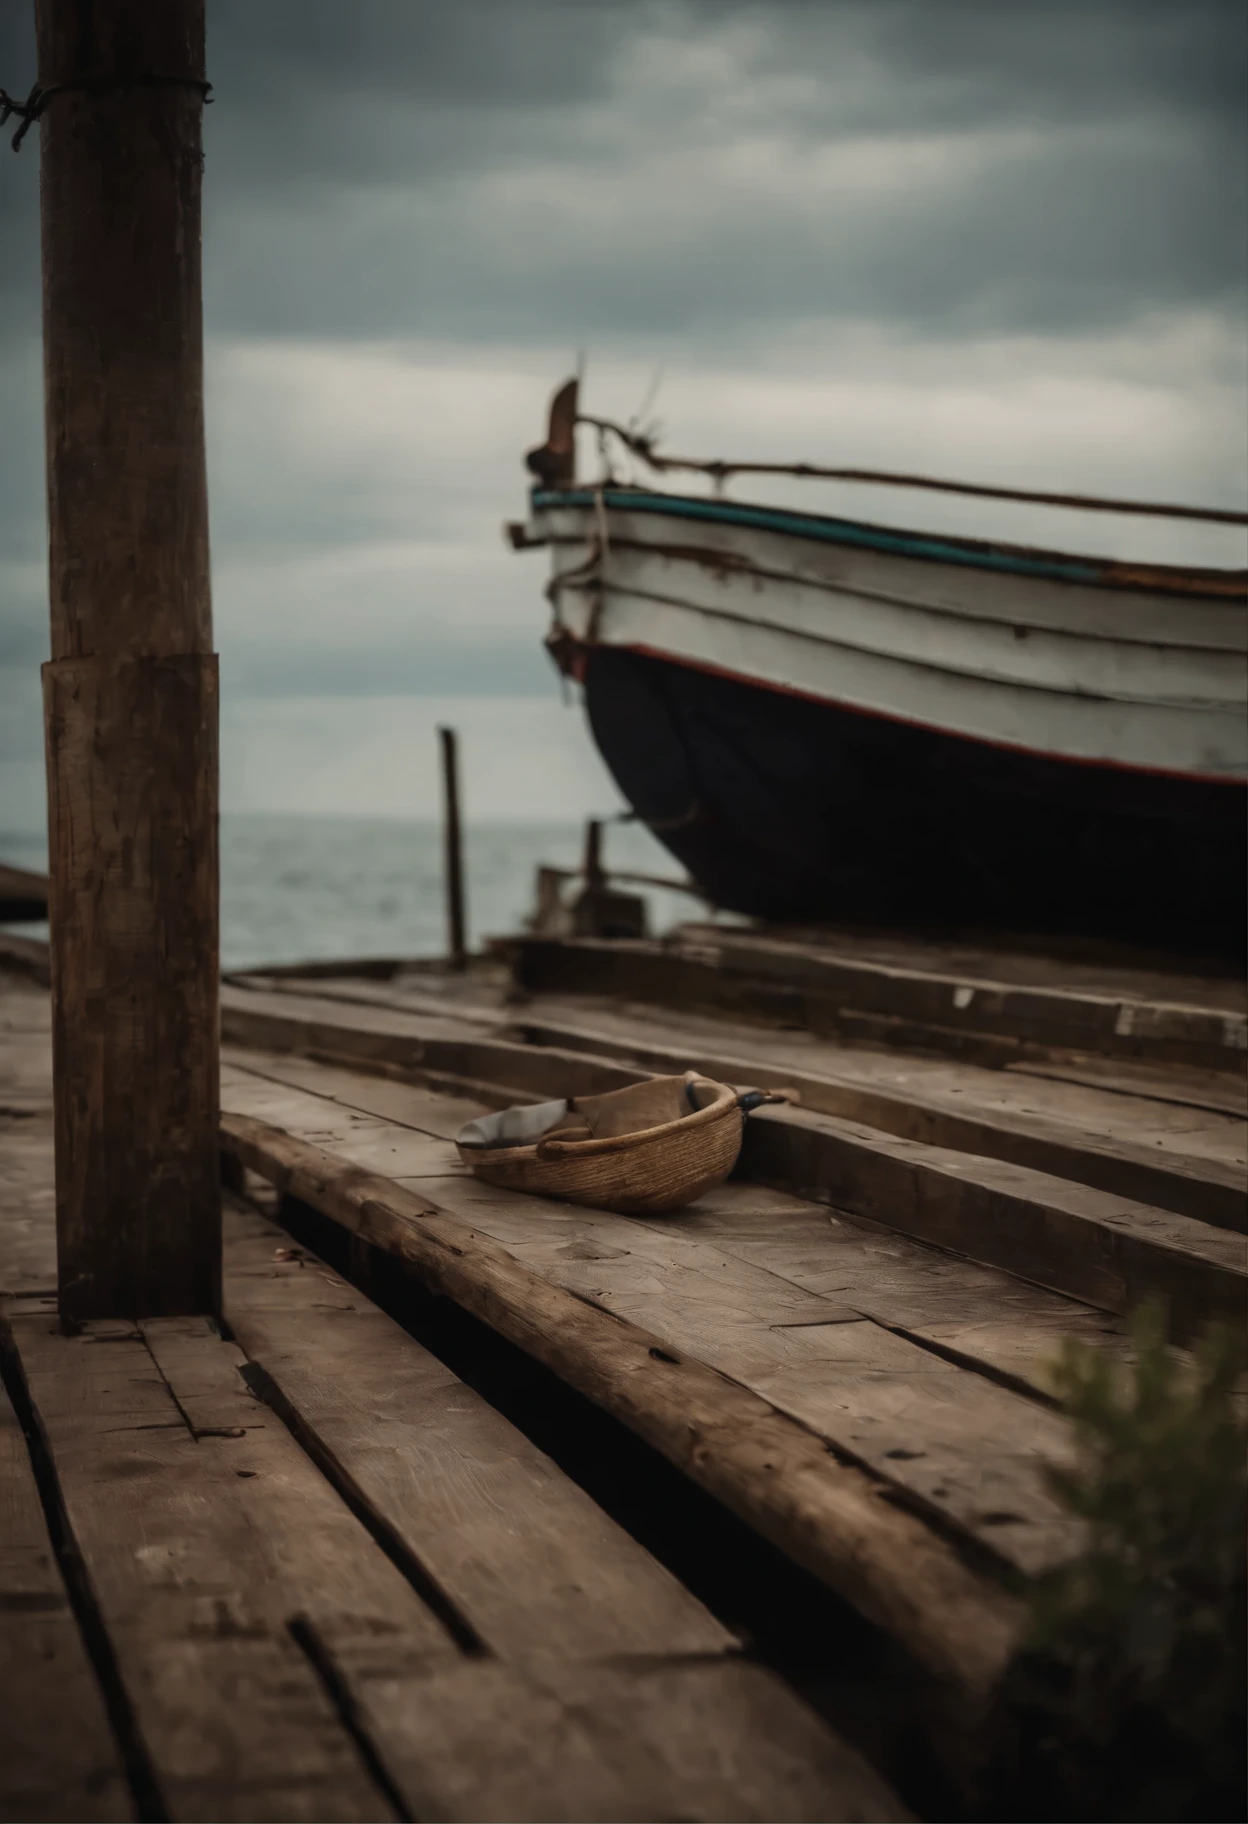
[
  {"left": 197, "top": 0, "right": 1246, "bottom": 343},
  {"left": 3, "top": 2, "right": 1243, "bottom": 345},
  {"left": 203, "top": 0, "right": 1246, "bottom": 167},
  {"left": 0, "top": 0, "right": 1243, "bottom": 721}
]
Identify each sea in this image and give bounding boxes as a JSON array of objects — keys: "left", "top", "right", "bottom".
[{"left": 0, "top": 812, "right": 709, "bottom": 973}]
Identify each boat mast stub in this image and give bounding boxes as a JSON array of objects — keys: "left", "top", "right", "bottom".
[{"left": 525, "top": 376, "right": 579, "bottom": 489}]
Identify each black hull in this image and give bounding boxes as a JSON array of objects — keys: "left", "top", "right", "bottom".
[{"left": 584, "top": 647, "right": 1247, "bottom": 962}]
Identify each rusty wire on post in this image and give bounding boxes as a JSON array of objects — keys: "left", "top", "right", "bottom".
[
  {"left": 1, "top": 75, "right": 213, "bottom": 150},
  {"left": 577, "top": 414, "right": 1248, "bottom": 527},
  {"left": 0, "top": 83, "right": 46, "bottom": 147}
]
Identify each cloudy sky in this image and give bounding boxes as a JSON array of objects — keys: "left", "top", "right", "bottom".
[{"left": 1, "top": 0, "right": 1244, "bottom": 828}]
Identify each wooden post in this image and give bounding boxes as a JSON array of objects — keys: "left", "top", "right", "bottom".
[
  {"left": 439, "top": 727, "right": 467, "bottom": 971},
  {"left": 570, "top": 819, "right": 646, "bottom": 938},
  {"left": 38, "top": 0, "right": 220, "bottom": 1321},
  {"left": 582, "top": 818, "right": 605, "bottom": 891}
]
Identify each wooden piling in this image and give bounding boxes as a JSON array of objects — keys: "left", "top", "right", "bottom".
[
  {"left": 37, "top": 0, "right": 220, "bottom": 1320},
  {"left": 439, "top": 726, "right": 467, "bottom": 971},
  {"left": 582, "top": 818, "right": 605, "bottom": 891}
]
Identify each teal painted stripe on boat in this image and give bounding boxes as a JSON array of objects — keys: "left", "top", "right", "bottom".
[{"left": 532, "top": 488, "right": 1104, "bottom": 584}]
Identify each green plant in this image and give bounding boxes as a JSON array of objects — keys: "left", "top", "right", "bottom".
[{"left": 984, "top": 1301, "right": 1247, "bottom": 1822}]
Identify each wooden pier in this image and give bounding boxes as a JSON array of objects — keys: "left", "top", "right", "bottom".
[
  {"left": 1, "top": 961, "right": 906, "bottom": 1822},
  {"left": 4, "top": 921, "right": 1243, "bottom": 1818},
  {"left": 4, "top": 0, "right": 1241, "bottom": 1812}
]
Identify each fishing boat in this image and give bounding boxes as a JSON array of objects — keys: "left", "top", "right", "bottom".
[{"left": 511, "top": 380, "right": 1248, "bottom": 960}]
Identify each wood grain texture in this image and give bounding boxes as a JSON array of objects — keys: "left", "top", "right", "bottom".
[
  {"left": 219, "top": 1105, "right": 1023, "bottom": 1708},
  {"left": 733, "top": 923, "right": 1247, "bottom": 1017},
  {"left": 0, "top": 1367, "right": 132, "bottom": 1822},
  {"left": 224, "top": 1047, "right": 1129, "bottom": 1394},
  {"left": 1010, "top": 1053, "right": 1246, "bottom": 1118},
  {"left": 223, "top": 1203, "right": 906, "bottom": 1820},
  {"left": 228, "top": 964, "right": 1248, "bottom": 1116},
  {"left": 9, "top": 1308, "right": 443, "bottom": 1821},
  {"left": 352, "top": 1654, "right": 907, "bottom": 1823},
  {"left": 510, "top": 1004, "right": 1247, "bottom": 1231},
  {"left": 223, "top": 1200, "right": 735, "bottom": 1664},
  {"left": 220, "top": 983, "right": 636, "bottom": 1105},
  {"left": 392, "top": 1173, "right": 1082, "bottom": 1579},
  {"left": 37, "top": 0, "right": 213, "bottom": 665},
  {"left": 0, "top": 1126, "right": 58, "bottom": 1301},
  {"left": 219, "top": 993, "right": 1245, "bottom": 1337},
  {"left": 0, "top": 989, "right": 58, "bottom": 1329},
  {"left": 224, "top": 1047, "right": 487, "bottom": 1140},
  {"left": 218, "top": 1054, "right": 1242, "bottom": 1578},
  {"left": 671, "top": 1182, "right": 1125, "bottom": 1394},
  {"left": 742, "top": 1104, "right": 1246, "bottom": 1340},
  {"left": 683, "top": 926, "right": 1247, "bottom": 1034},
  {"left": 44, "top": 658, "right": 221, "bottom": 1321},
  {"left": 510, "top": 934, "right": 1247, "bottom": 1074},
  {"left": 37, "top": 0, "right": 220, "bottom": 1322},
  {"left": 0, "top": 988, "right": 908, "bottom": 1823}
]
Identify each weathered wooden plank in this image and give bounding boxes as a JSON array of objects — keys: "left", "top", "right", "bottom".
[
  {"left": 743, "top": 1104, "right": 1246, "bottom": 1339},
  {"left": 223, "top": 1047, "right": 485, "bottom": 1140},
  {"left": 1010, "top": 1052, "right": 1247, "bottom": 1118},
  {"left": 0, "top": 997, "right": 908, "bottom": 1822},
  {"left": 221, "top": 983, "right": 502, "bottom": 1054},
  {"left": 221, "top": 1052, "right": 1127, "bottom": 1394},
  {"left": 509, "top": 1004, "right": 1247, "bottom": 1231},
  {"left": 235, "top": 972, "right": 507, "bottom": 1030},
  {"left": 225, "top": 1215, "right": 912, "bottom": 1817},
  {"left": 220, "top": 1000, "right": 1245, "bottom": 1336},
  {"left": 656, "top": 927, "right": 1248, "bottom": 1067},
  {"left": 386, "top": 1174, "right": 1080, "bottom": 1578},
  {"left": 220, "top": 1072, "right": 462, "bottom": 1181},
  {"left": 509, "top": 934, "right": 1248, "bottom": 1073},
  {"left": 0, "top": 1126, "right": 59, "bottom": 1297},
  {"left": 690, "top": 923, "right": 1247, "bottom": 1017},
  {"left": 239, "top": 970, "right": 1248, "bottom": 1240},
  {"left": 672, "top": 1181, "right": 1124, "bottom": 1392},
  {"left": 221, "top": 984, "right": 639, "bottom": 1104},
  {"left": 0, "top": 1358, "right": 132, "bottom": 1822},
  {"left": 9, "top": 1308, "right": 446, "bottom": 1821},
  {"left": 223, "top": 1200, "right": 735, "bottom": 1663},
  {"left": 0, "top": 976, "right": 55, "bottom": 1116},
  {"left": 352, "top": 1653, "right": 906, "bottom": 1824},
  {"left": 220, "top": 1106, "right": 1024, "bottom": 1709},
  {"left": 211, "top": 963, "right": 1248, "bottom": 1122}
]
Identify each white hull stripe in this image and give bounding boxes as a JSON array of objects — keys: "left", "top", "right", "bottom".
[{"left": 533, "top": 502, "right": 1248, "bottom": 782}]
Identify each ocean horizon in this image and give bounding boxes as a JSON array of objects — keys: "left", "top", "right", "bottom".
[{"left": 0, "top": 809, "right": 709, "bottom": 973}]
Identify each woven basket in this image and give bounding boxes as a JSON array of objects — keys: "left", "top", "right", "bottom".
[{"left": 456, "top": 1073, "right": 793, "bottom": 1215}]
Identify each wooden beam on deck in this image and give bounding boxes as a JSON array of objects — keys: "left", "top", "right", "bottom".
[
  {"left": 37, "top": 0, "right": 220, "bottom": 1320},
  {"left": 218, "top": 1107, "right": 1022, "bottom": 1712}
]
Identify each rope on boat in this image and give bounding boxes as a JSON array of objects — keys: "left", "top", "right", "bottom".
[{"left": 579, "top": 414, "right": 1248, "bottom": 526}]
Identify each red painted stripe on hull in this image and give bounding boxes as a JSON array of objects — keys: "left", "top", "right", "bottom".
[{"left": 595, "top": 639, "right": 1245, "bottom": 789}]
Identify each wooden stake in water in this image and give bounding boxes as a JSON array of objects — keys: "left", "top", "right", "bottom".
[
  {"left": 439, "top": 727, "right": 468, "bottom": 971},
  {"left": 38, "top": 0, "right": 221, "bottom": 1322}
]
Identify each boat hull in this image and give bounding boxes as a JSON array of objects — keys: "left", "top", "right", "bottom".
[
  {"left": 585, "top": 645, "right": 1247, "bottom": 958},
  {"left": 524, "top": 486, "right": 1247, "bottom": 957}
]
